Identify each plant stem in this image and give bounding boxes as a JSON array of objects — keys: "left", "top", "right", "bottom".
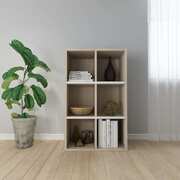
[{"left": 21, "top": 69, "right": 27, "bottom": 115}]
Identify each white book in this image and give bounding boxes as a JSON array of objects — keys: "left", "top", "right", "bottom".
[
  {"left": 98, "top": 119, "right": 103, "bottom": 148},
  {"left": 69, "top": 72, "right": 93, "bottom": 81},
  {"left": 102, "top": 120, "right": 107, "bottom": 148},
  {"left": 110, "top": 121, "right": 118, "bottom": 148},
  {"left": 106, "top": 119, "right": 111, "bottom": 148},
  {"left": 110, "top": 121, "right": 115, "bottom": 148},
  {"left": 69, "top": 74, "right": 92, "bottom": 77},
  {"left": 113, "top": 121, "right": 118, "bottom": 148},
  {"left": 98, "top": 119, "right": 106, "bottom": 148}
]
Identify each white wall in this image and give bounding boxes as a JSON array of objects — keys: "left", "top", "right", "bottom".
[{"left": 0, "top": 0, "right": 148, "bottom": 134}]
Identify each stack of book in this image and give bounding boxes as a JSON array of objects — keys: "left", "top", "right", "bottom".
[
  {"left": 69, "top": 71, "right": 93, "bottom": 82},
  {"left": 98, "top": 119, "right": 118, "bottom": 148}
]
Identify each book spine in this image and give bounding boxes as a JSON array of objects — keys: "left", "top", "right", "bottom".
[
  {"left": 102, "top": 120, "right": 107, "bottom": 148},
  {"left": 98, "top": 119, "right": 102, "bottom": 148},
  {"left": 110, "top": 121, "right": 118, "bottom": 148},
  {"left": 110, "top": 121, "right": 114, "bottom": 148},
  {"left": 106, "top": 119, "right": 111, "bottom": 148},
  {"left": 114, "top": 121, "right": 118, "bottom": 148}
]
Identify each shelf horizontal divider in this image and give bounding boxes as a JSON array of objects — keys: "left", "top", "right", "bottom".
[
  {"left": 67, "top": 116, "right": 95, "bottom": 119},
  {"left": 66, "top": 81, "right": 126, "bottom": 85},
  {"left": 66, "top": 116, "right": 125, "bottom": 119},
  {"left": 96, "top": 116, "right": 125, "bottom": 119},
  {"left": 96, "top": 81, "right": 126, "bottom": 85},
  {"left": 66, "top": 82, "right": 95, "bottom": 85}
]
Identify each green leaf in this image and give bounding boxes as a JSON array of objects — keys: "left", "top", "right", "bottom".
[
  {"left": 12, "top": 84, "right": 25, "bottom": 101},
  {"left": 1, "top": 73, "right": 19, "bottom": 89},
  {"left": 24, "top": 94, "right": 34, "bottom": 109},
  {"left": 2, "top": 66, "right": 24, "bottom": 80},
  {"left": 5, "top": 99, "right": 20, "bottom": 109},
  {"left": 37, "top": 60, "right": 50, "bottom": 72},
  {"left": 11, "top": 113, "right": 19, "bottom": 118},
  {"left": 28, "top": 73, "right": 48, "bottom": 88},
  {"left": 10, "top": 40, "right": 33, "bottom": 67},
  {"left": 2, "top": 88, "right": 13, "bottom": 100},
  {"left": 10, "top": 40, "right": 50, "bottom": 72},
  {"left": 20, "top": 112, "right": 30, "bottom": 118},
  {"left": 28, "top": 54, "right": 50, "bottom": 72},
  {"left": 5, "top": 100, "right": 13, "bottom": 109},
  {"left": 11, "top": 112, "right": 30, "bottom": 118},
  {"left": 31, "top": 85, "right": 46, "bottom": 107},
  {"left": 9, "top": 40, "right": 24, "bottom": 55},
  {"left": 22, "top": 47, "right": 34, "bottom": 67}
]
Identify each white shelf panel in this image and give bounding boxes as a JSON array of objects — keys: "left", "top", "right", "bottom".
[
  {"left": 67, "top": 116, "right": 125, "bottom": 119},
  {"left": 66, "top": 81, "right": 125, "bottom": 85},
  {"left": 67, "top": 143, "right": 95, "bottom": 151},
  {"left": 66, "top": 81, "right": 95, "bottom": 85},
  {"left": 67, "top": 116, "right": 95, "bottom": 119},
  {"left": 96, "top": 116, "right": 125, "bottom": 119},
  {"left": 96, "top": 145, "right": 126, "bottom": 151},
  {"left": 97, "top": 81, "right": 126, "bottom": 85}
]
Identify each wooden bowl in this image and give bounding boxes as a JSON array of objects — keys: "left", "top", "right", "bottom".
[{"left": 70, "top": 106, "right": 93, "bottom": 115}]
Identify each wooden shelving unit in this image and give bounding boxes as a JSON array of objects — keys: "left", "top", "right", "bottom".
[{"left": 65, "top": 49, "right": 128, "bottom": 151}]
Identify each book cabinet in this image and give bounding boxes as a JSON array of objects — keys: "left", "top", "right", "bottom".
[{"left": 65, "top": 49, "right": 128, "bottom": 151}]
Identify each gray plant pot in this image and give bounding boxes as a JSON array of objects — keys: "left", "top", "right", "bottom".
[{"left": 12, "top": 116, "right": 37, "bottom": 149}]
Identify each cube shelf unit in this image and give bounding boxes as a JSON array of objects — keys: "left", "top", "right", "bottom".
[{"left": 65, "top": 49, "right": 128, "bottom": 151}]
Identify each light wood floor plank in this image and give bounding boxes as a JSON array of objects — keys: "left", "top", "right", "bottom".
[
  {"left": 36, "top": 141, "right": 64, "bottom": 180},
  {"left": 88, "top": 151, "right": 108, "bottom": 180},
  {"left": 54, "top": 151, "right": 76, "bottom": 180},
  {"left": 133, "top": 141, "right": 180, "bottom": 180},
  {"left": 0, "top": 141, "right": 180, "bottom": 180},
  {"left": 145, "top": 141, "right": 180, "bottom": 173},
  {"left": 22, "top": 141, "right": 57, "bottom": 180},
  {"left": 114, "top": 151, "right": 144, "bottom": 180},
  {"left": 128, "top": 149, "right": 156, "bottom": 180},
  {"left": 4, "top": 141, "right": 52, "bottom": 180},
  {"left": 0, "top": 142, "right": 18, "bottom": 163},
  {"left": 71, "top": 151, "right": 90, "bottom": 180},
  {"left": 102, "top": 151, "right": 135, "bottom": 180},
  {"left": 0, "top": 141, "right": 42, "bottom": 179}
]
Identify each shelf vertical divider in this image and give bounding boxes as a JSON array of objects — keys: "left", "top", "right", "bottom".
[
  {"left": 65, "top": 50, "right": 68, "bottom": 150},
  {"left": 94, "top": 50, "right": 98, "bottom": 149},
  {"left": 123, "top": 49, "right": 128, "bottom": 150}
]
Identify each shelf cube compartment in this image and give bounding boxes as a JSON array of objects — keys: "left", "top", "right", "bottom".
[
  {"left": 66, "top": 119, "right": 95, "bottom": 149},
  {"left": 97, "top": 85, "right": 125, "bottom": 116},
  {"left": 67, "top": 85, "right": 95, "bottom": 116},
  {"left": 67, "top": 50, "right": 95, "bottom": 81},
  {"left": 97, "top": 50, "right": 127, "bottom": 81},
  {"left": 96, "top": 119, "right": 125, "bottom": 149}
]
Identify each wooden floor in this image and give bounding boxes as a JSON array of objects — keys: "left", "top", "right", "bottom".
[{"left": 0, "top": 141, "right": 180, "bottom": 180}]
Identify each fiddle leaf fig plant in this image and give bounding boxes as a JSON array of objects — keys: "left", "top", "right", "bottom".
[{"left": 1, "top": 40, "right": 50, "bottom": 118}]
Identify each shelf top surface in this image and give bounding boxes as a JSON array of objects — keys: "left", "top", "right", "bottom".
[
  {"left": 66, "top": 48, "right": 127, "bottom": 52},
  {"left": 66, "top": 49, "right": 127, "bottom": 59}
]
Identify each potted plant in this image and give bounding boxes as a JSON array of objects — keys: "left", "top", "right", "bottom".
[{"left": 1, "top": 40, "right": 50, "bottom": 149}]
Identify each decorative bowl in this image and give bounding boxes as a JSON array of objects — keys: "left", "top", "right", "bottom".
[{"left": 70, "top": 106, "right": 93, "bottom": 115}]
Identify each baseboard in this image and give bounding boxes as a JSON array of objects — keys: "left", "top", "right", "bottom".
[
  {"left": 128, "top": 133, "right": 180, "bottom": 141},
  {"left": 0, "top": 133, "right": 152, "bottom": 141},
  {"left": 128, "top": 133, "right": 160, "bottom": 140},
  {"left": 0, "top": 133, "right": 64, "bottom": 140},
  {"left": 34, "top": 133, "right": 64, "bottom": 140},
  {"left": 0, "top": 133, "right": 179, "bottom": 141}
]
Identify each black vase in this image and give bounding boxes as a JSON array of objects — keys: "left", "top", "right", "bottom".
[{"left": 104, "top": 57, "right": 116, "bottom": 81}]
